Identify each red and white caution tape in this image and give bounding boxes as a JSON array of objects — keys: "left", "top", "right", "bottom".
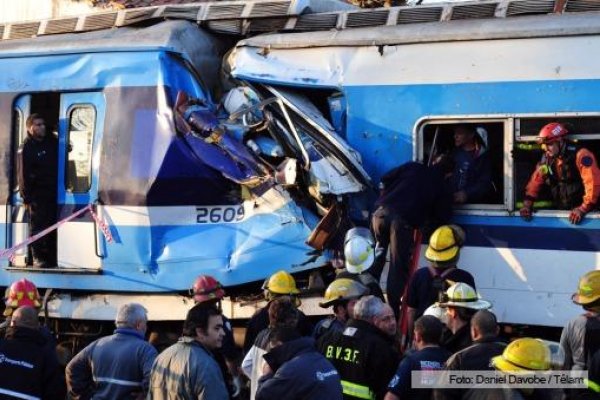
[{"left": 89, "top": 208, "right": 114, "bottom": 243}]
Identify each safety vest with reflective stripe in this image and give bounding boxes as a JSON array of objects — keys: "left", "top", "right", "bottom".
[{"left": 341, "top": 380, "right": 375, "bottom": 400}]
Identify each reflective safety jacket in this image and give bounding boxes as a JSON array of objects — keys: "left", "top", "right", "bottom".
[
  {"left": 317, "top": 319, "right": 399, "bottom": 400},
  {"left": 525, "top": 145, "right": 600, "bottom": 212}
]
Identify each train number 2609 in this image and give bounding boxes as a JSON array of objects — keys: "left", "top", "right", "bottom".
[{"left": 196, "top": 206, "right": 245, "bottom": 224}]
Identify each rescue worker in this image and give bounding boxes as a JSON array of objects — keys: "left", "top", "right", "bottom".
[
  {"left": 17, "top": 113, "right": 58, "bottom": 268},
  {"left": 66, "top": 303, "right": 157, "bottom": 399},
  {"left": 438, "top": 282, "right": 491, "bottom": 354},
  {"left": 405, "top": 224, "right": 476, "bottom": 340},
  {"left": 191, "top": 275, "right": 242, "bottom": 398},
  {"left": 313, "top": 278, "right": 369, "bottom": 340},
  {"left": 317, "top": 295, "right": 399, "bottom": 400},
  {"left": 336, "top": 227, "right": 385, "bottom": 301},
  {"left": 561, "top": 270, "right": 600, "bottom": 371},
  {"left": 385, "top": 315, "right": 451, "bottom": 400},
  {"left": 370, "top": 161, "right": 453, "bottom": 319},
  {"left": 243, "top": 270, "right": 312, "bottom": 354},
  {"left": 520, "top": 122, "right": 600, "bottom": 225}
]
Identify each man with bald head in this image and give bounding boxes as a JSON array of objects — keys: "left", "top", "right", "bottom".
[{"left": 0, "top": 306, "right": 65, "bottom": 399}]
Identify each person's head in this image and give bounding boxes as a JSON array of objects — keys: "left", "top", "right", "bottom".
[
  {"left": 4, "top": 278, "right": 42, "bottom": 317},
  {"left": 267, "top": 326, "right": 302, "bottom": 351},
  {"left": 10, "top": 306, "right": 39, "bottom": 329},
  {"left": 182, "top": 303, "right": 224, "bottom": 350},
  {"left": 344, "top": 227, "right": 375, "bottom": 274},
  {"left": 537, "top": 122, "right": 568, "bottom": 158},
  {"left": 354, "top": 295, "right": 397, "bottom": 336},
  {"left": 571, "top": 270, "right": 600, "bottom": 313},
  {"left": 190, "top": 275, "right": 225, "bottom": 305},
  {"left": 470, "top": 310, "right": 499, "bottom": 341},
  {"left": 453, "top": 124, "right": 477, "bottom": 150},
  {"left": 115, "top": 303, "right": 148, "bottom": 335},
  {"left": 492, "top": 338, "right": 551, "bottom": 373},
  {"left": 263, "top": 270, "right": 300, "bottom": 301},
  {"left": 268, "top": 296, "right": 299, "bottom": 329},
  {"left": 425, "top": 225, "right": 465, "bottom": 269},
  {"left": 26, "top": 114, "right": 46, "bottom": 141},
  {"left": 413, "top": 315, "right": 444, "bottom": 350},
  {"left": 319, "top": 278, "right": 369, "bottom": 322}
]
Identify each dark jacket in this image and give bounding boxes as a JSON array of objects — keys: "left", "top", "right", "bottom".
[
  {"left": 451, "top": 146, "right": 494, "bottom": 203},
  {"left": 257, "top": 337, "right": 343, "bottom": 400},
  {"left": 317, "top": 319, "right": 399, "bottom": 400},
  {"left": 17, "top": 134, "right": 58, "bottom": 203},
  {"left": 375, "top": 162, "right": 452, "bottom": 228},
  {"left": 243, "top": 302, "right": 313, "bottom": 353},
  {"left": 441, "top": 323, "right": 472, "bottom": 354},
  {"left": 0, "top": 326, "right": 65, "bottom": 400}
]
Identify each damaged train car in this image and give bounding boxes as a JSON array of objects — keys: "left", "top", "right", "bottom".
[{"left": 0, "top": 19, "right": 370, "bottom": 323}]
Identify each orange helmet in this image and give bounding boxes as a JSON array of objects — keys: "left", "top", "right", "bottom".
[
  {"left": 537, "top": 122, "right": 568, "bottom": 144},
  {"left": 4, "top": 279, "right": 41, "bottom": 316},
  {"left": 191, "top": 275, "right": 225, "bottom": 303}
]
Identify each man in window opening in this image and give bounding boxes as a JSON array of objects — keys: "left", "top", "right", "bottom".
[
  {"left": 450, "top": 124, "right": 494, "bottom": 204},
  {"left": 520, "top": 122, "right": 600, "bottom": 224},
  {"left": 17, "top": 114, "right": 58, "bottom": 268}
]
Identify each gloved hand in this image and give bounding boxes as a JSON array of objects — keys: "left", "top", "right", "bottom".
[
  {"left": 569, "top": 207, "right": 586, "bottom": 225},
  {"left": 519, "top": 199, "right": 533, "bottom": 221}
]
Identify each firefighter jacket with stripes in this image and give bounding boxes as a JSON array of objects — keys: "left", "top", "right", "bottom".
[{"left": 317, "top": 318, "right": 399, "bottom": 400}]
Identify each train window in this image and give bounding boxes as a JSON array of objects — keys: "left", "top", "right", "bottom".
[
  {"left": 419, "top": 121, "right": 506, "bottom": 208},
  {"left": 66, "top": 106, "right": 95, "bottom": 193}
]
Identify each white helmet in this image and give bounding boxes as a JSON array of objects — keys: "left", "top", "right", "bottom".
[
  {"left": 344, "top": 227, "right": 375, "bottom": 274},
  {"left": 423, "top": 304, "right": 448, "bottom": 325},
  {"left": 438, "top": 282, "right": 491, "bottom": 310}
]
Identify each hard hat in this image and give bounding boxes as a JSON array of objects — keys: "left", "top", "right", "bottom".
[
  {"left": 344, "top": 227, "right": 375, "bottom": 274},
  {"left": 4, "top": 278, "right": 41, "bottom": 317},
  {"left": 492, "top": 338, "right": 551, "bottom": 372},
  {"left": 438, "top": 282, "right": 491, "bottom": 310},
  {"left": 191, "top": 275, "right": 225, "bottom": 304},
  {"left": 572, "top": 270, "right": 600, "bottom": 306},
  {"left": 425, "top": 225, "right": 464, "bottom": 263},
  {"left": 423, "top": 304, "right": 448, "bottom": 325},
  {"left": 319, "top": 278, "right": 369, "bottom": 308},
  {"left": 537, "top": 122, "right": 568, "bottom": 144},
  {"left": 264, "top": 270, "right": 300, "bottom": 295}
]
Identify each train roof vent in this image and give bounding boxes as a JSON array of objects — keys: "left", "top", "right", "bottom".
[
  {"left": 450, "top": 2, "right": 498, "bottom": 20},
  {"left": 82, "top": 12, "right": 118, "bottom": 31},
  {"left": 206, "top": 4, "right": 246, "bottom": 20},
  {"left": 206, "top": 19, "right": 244, "bottom": 34},
  {"left": 506, "top": 0, "right": 554, "bottom": 16},
  {"left": 293, "top": 13, "right": 339, "bottom": 31},
  {"left": 565, "top": 0, "right": 600, "bottom": 12},
  {"left": 44, "top": 17, "right": 78, "bottom": 35},
  {"left": 248, "top": 1, "right": 292, "bottom": 18},
  {"left": 8, "top": 22, "right": 40, "bottom": 40},
  {"left": 397, "top": 6, "right": 443, "bottom": 24},
  {"left": 346, "top": 10, "right": 389, "bottom": 28},
  {"left": 122, "top": 7, "right": 159, "bottom": 25},
  {"left": 162, "top": 5, "right": 203, "bottom": 20},
  {"left": 247, "top": 17, "right": 288, "bottom": 32}
]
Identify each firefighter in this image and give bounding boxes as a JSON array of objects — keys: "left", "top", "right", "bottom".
[
  {"left": 317, "top": 295, "right": 399, "bottom": 400},
  {"left": 337, "top": 227, "right": 385, "bottom": 302},
  {"left": 520, "top": 122, "right": 600, "bottom": 224},
  {"left": 1, "top": 278, "right": 44, "bottom": 336},
  {"left": 242, "top": 270, "right": 313, "bottom": 354},
  {"left": 313, "top": 278, "right": 369, "bottom": 340}
]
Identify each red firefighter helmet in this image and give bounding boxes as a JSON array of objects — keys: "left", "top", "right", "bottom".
[
  {"left": 537, "top": 122, "right": 568, "bottom": 144},
  {"left": 4, "top": 278, "right": 41, "bottom": 316},
  {"left": 191, "top": 275, "right": 225, "bottom": 303}
]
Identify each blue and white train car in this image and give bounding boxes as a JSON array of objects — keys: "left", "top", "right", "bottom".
[
  {"left": 0, "top": 20, "right": 370, "bottom": 322},
  {"left": 229, "top": 8, "right": 600, "bottom": 327}
]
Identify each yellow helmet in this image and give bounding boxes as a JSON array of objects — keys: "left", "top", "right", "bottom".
[
  {"left": 319, "top": 278, "right": 369, "bottom": 308},
  {"left": 438, "top": 282, "right": 491, "bottom": 310},
  {"left": 572, "top": 270, "right": 600, "bottom": 306},
  {"left": 264, "top": 270, "right": 300, "bottom": 295},
  {"left": 425, "top": 225, "right": 464, "bottom": 263},
  {"left": 492, "top": 338, "right": 551, "bottom": 372}
]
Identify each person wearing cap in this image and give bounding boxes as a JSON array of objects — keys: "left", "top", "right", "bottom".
[
  {"left": 405, "top": 225, "right": 476, "bottom": 343},
  {"left": 371, "top": 161, "right": 453, "bottom": 320},
  {"left": 243, "top": 270, "right": 313, "bottom": 354},
  {"left": 336, "top": 227, "right": 385, "bottom": 302},
  {"left": 438, "top": 282, "right": 491, "bottom": 354},
  {"left": 313, "top": 278, "right": 370, "bottom": 341},
  {"left": 560, "top": 270, "right": 600, "bottom": 372},
  {"left": 520, "top": 122, "right": 600, "bottom": 224}
]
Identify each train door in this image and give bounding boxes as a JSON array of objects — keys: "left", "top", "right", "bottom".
[{"left": 56, "top": 92, "right": 105, "bottom": 270}]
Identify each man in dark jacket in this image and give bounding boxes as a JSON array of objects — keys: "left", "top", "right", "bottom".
[
  {"left": 371, "top": 161, "right": 453, "bottom": 318},
  {"left": 0, "top": 305, "right": 65, "bottom": 399},
  {"left": 317, "top": 295, "right": 399, "bottom": 400},
  {"left": 257, "top": 327, "right": 342, "bottom": 400},
  {"left": 17, "top": 114, "right": 58, "bottom": 268}
]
